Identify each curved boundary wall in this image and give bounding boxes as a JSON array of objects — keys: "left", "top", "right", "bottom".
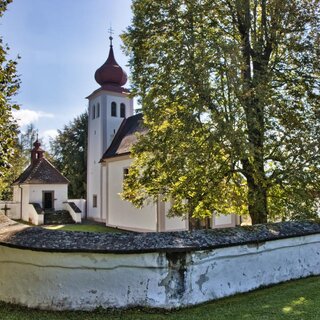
[{"left": 0, "top": 217, "right": 320, "bottom": 310}]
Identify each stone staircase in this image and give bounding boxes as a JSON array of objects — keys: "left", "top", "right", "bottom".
[{"left": 44, "top": 210, "right": 75, "bottom": 225}]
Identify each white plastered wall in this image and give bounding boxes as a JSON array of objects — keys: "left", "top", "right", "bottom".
[
  {"left": 27, "top": 184, "right": 68, "bottom": 210},
  {"left": 212, "top": 213, "right": 239, "bottom": 228},
  {"left": 21, "top": 186, "right": 30, "bottom": 221},
  {"left": 106, "top": 158, "right": 158, "bottom": 232},
  {"left": 87, "top": 90, "right": 133, "bottom": 222},
  {"left": 163, "top": 201, "right": 188, "bottom": 231},
  {"left": 1, "top": 233, "right": 320, "bottom": 310},
  {"left": 87, "top": 95, "right": 104, "bottom": 221}
]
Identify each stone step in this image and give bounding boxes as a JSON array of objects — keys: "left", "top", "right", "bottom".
[{"left": 44, "top": 210, "right": 75, "bottom": 225}]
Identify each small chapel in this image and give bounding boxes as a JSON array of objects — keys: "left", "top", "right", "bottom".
[
  {"left": 12, "top": 139, "right": 70, "bottom": 225},
  {"left": 86, "top": 36, "right": 240, "bottom": 232}
]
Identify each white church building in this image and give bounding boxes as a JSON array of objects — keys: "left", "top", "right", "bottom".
[
  {"left": 86, "top": 36, "right": 240, "bottom": 232},
  {"left": 0, "top": 36, "right": 239, "bottom": 231}
]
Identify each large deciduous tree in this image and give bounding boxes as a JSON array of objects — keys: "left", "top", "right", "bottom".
[
  {"left": 0, "top": 0, "right": 20, "bottom": 178},
  {"left": 50, "top": 112, "right": 88, "bottom": 199},
  {"left": 122, "top": 0, "right": 320, "bottom": 224}
]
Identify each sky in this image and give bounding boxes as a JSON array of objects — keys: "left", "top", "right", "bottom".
[{"left": 1, "top": 0, "right": 133, "bottom": 146}]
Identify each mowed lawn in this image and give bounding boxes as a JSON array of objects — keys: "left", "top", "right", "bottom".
[
  {"left": 44, "top": 223, "right": 127, "bottom": 233},
  {"left": 1, "top": 276, "right": 320, "bottom": 320}
]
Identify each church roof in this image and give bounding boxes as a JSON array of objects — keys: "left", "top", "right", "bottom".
[
  {"left": 13, "top": 158, "right": 69, "bottom": 185},
  {"left": 101, "top": 113, "right": 147, "bottom": 160}
]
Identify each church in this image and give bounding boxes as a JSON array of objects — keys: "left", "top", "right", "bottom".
[
  {"left": 3, "top": 36, "right": 240, "bottom": 231},
  {"left": 85, "top": 36, "right": 240, "bottom": 232}
]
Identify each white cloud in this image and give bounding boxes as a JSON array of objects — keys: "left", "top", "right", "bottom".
[
  {"left": 41, "top": 129, "right": 58, "bottom": 147},
  {"left": 42, "top": 129, "right": 58, "bottom": 139},
  {"left": 12, "top": 108, "right": 54, "bottom": 127}
]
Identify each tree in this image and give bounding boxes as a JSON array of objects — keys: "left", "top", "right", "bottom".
[
  {"left": 0, "top": 125, "right": 40, "bottom": 200},
  {"left": 121, "top": 0, "right": 320, "bottom": 224},
  {"left": 0, "top": 0, "right": 20, "bottom": 178},
  {"left": 50, "top": 111, "right": 88, "bottom": 199},
  {"left": 0, "top": 139, "right": 24, "bottom": 200},
  {"left": 19, "top": 123, "right": 38, "bottom": 164}
]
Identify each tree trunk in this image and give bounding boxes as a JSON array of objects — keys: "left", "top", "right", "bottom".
[
  {"left": 237, "top": 0, "right": 269, "bottom": 224},
  {"left": 247, "top": 176, "right": 268, "bottom": 224},
  {"left": 242, "top": 158, "right": 268, "bottom": 224}
]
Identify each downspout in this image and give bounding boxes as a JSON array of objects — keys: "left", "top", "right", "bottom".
[{"left": 18, "top": 184, "right": 23, "bottom": 220}]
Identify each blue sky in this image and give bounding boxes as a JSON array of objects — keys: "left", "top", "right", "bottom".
[{"left": 1, "top": 0, "right": 133, "bottom": 145}]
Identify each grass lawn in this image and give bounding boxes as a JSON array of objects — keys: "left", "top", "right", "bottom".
[
  {"left": 43, "top": 223, "right": 127, "bottom": 233},
  {"left": 1, "top": 276, "right": 320, "bottom": 319},
  {"left": 13, "top": 219, "right": 128, "bottom": 233}
]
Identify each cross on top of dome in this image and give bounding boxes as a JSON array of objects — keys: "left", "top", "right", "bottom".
[{"left": 94, "top": 27, "right": 127, "bottom": 88}]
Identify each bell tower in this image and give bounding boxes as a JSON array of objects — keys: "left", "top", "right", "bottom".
[{"left": 86, "top": 34, "right": 133, "bottom": 221}]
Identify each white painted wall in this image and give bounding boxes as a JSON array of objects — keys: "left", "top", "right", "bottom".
[
  {"left": 164, "top": 201, "right": 188, "bottom": 231},
  {"left": 107, "top": 158, "right": 158, "bottom": 232},
  {"left": 27, "top": 205, "right": 44, "bottom": 225},
  {"left": 21, "top": 186, "right": 30, "bottom": 222},
  {"left": 13, "top": 186, "right": 20, "bottom": 203},
  {"left": 68, "top": 199, "right": 86, "bottom": 218},
  {"left": 1, "top": 233, "right": 320, "bottom": 310},
  {"left": 0, "top": 201, "right": 20, "bottom": 220},
  {"left": 64, "top": 203, "right": 81, "bottom": 223},
  {"left": 87, "top": 90, "right": 133, "bottom": 222},
  {"left": 11, "top": 184, "right": 67, "bottom": 223},
  {"left": 28, "top": 184, "right": 68, "bottom": 210}
]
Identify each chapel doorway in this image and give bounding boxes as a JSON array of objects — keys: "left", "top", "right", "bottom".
[{"left": 43, "top": 191, "right": 54, "bottom": 210}]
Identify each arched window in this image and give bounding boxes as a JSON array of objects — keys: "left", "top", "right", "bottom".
[
  {"left": 120, "top": 103, "right": 126, "bottom": 118},
  {"left": 111, "top": 102, "right": 117, "bottom": 117},
  {"left": 92, "top": 104, "right": 95, "bottom": 119},
  {"left": 96, "top": 103, "right": 100, "bottom": 118}
]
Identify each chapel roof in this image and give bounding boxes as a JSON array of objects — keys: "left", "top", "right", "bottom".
[
  {"left": 13, "top": 140, "right": 69, "bottom": 185},
  {"left": 13, "top": 158, "right": 69, "bottom": 185},
  {"left": 101, "top": 113, "right": 147, "bottom": 160}
]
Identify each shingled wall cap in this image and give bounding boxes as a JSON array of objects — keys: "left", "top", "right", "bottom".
[
  {"left": 94, "top": 44, "right": 127, "bottom": 87},
  {"left": 1, "top": 216, "right": 320, "bottom": 254}
]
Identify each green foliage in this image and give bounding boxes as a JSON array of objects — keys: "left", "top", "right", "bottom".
[
  {"left": 0, "top": 139, "right": 24, "bottom": 200},
  {"left": 122, "top": 0, "right": 320, "bottom": 223},
  {"left": 0, "top": 0, "right": 20, "bottom": 178},
  {"left": 0, "top": 124, "right": 41, "bottom": 200},
  {"left": 50, "top": 111, "right": 88, "bottom": 199}
]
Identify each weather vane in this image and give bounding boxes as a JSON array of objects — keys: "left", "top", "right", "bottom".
[{"left": 108, "top": 25, "right": 114, "bottom": 46}]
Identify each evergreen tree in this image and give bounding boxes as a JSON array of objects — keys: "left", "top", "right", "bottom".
[
  {"left": 50, "top": 111, "right": 88, "bottom": 199},
  {"left": 122, "top": 0, "right": 320, "bottom": 224}
]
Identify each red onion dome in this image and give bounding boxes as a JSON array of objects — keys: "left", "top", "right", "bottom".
[{"left": 94, "top": 41, "right": 127, "bottom": 87}]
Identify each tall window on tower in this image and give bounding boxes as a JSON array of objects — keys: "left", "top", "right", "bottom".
[
  {"left": 92, "top": 104, "right": 96, "bottom": 119},
  {"left": 120, "top": 103, "right": 126, "bottom": 118},
  {"left": 96, "top": 103, "right": 100, "bottom": 118},
  {"left": 111, "top": 102, "right": 117, "bottom": 117}
]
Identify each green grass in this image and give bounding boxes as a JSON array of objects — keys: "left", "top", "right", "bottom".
[
  {"left": 1, "top": 276, "right": 320, "bottom": 319},
  {"left": 43, "top": 224, "right": 127, "bottom": 233},
  {"left": 14, "top": 219, "right": 128, "bottom": 233}
]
